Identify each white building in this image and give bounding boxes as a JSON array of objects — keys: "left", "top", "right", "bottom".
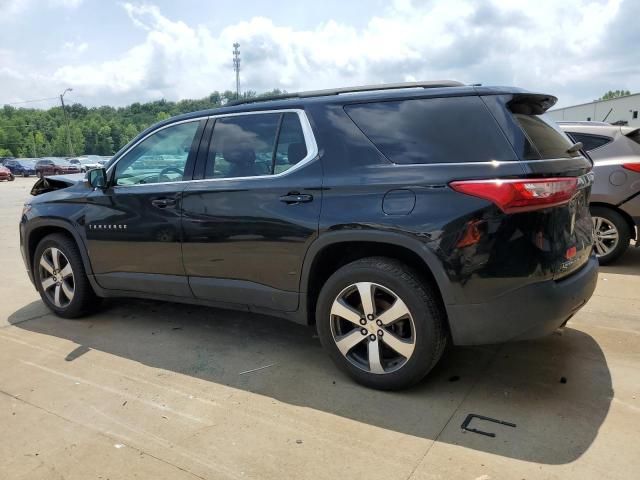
[{"left": 548, "top": 93, "right": 640, "bottom": 127}]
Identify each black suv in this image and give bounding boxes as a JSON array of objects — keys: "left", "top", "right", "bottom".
[{"left": 20, "top": 81, "right": 597, "bottom": 390}]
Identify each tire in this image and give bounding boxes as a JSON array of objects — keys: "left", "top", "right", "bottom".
[
  {"left": 36, "top": 171, "right": 42, "bottom": 178},
  {"left": 591, "top": 206, "right": 631, "bottom": 265},
  {"left": 53, "top": 169, "right": 61, "bottom": 175},
  {"left": 33, "top": 233, "right": 100, "bottom": 318},
  {"left": 8, "top": 174, "right": 14, "bottom": 181},
  {"left": 316, "top": 257, "right": 447, "bottom": 390}
]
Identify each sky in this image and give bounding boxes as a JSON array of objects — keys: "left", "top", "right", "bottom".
[{"left": 0, "top": 0, "right": 638, "bottom": 110}]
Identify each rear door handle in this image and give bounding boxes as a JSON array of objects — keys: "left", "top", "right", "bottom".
[
  {"left": 151, "top": 198, "right": 177, "bottom": 208},
  {"left": 279, "top": 193, "right": 313, "bottom": 204}
]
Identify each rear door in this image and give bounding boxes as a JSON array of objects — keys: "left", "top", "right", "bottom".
[
  {"left": 483, "top": 94, "right": 594, "bottom": 279},
  {"left": 181, "top": 110, "right": 321, "bottom": 312},
  {"left": 84, "top": 119, "right": 204, "bottom": 296}
]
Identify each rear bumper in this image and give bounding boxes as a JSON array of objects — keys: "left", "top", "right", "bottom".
[{"left": 447, "top": 254, "right": 598, "bottom": 345}]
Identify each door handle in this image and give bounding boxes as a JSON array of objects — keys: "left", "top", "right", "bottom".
[
  {"left": 151, "top": 198, "right": 177, "bottom": 208},
  {"left": 279, "top": 193, "right": 313, "bottom": 204}
]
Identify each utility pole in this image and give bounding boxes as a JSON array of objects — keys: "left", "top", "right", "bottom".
[
  {"left": 232, "top": 43, "right": 241, "bottom": 99},
  {"left": 59, "top": 88, "right": 73, "bottom": 156}
]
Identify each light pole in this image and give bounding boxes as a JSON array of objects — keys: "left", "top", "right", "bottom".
[
  {"left": 232, "top": 43, "right": 240, "bottom": 99},
  {"left": 59, "top": 88, "right": 73, "bottom": 156}
]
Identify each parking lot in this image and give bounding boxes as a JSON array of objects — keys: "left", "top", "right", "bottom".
[{"left": 1, "top": 177, "right": 639, "bottom": 480}]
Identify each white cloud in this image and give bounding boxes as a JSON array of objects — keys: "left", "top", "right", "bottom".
[
  {"left": 0, "top": 0, "right": 83, "bottom": 16},
  {"left": 3, "top": 0, "right": 639, "bottom": 108}
]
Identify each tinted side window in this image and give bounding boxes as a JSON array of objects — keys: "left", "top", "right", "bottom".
[
  {"left": 205, "top": 112, "right": 308, "bottom": 179},
  {"left": 274, "top": 113, "right": 308, "bottom": 174},
  {"left": 565, "top": 132, "right": 612, "bottom": 152},
  {"left": 206, "top": 114, "right": 280, "bottom": 179},
  {"left": 344, "top": 96, "right": 515, "bottom": 164},
  {"left": 114, "top": 121, "right": 200, "bottom": 185},
  {"left": 511, "top": 113, "right": 575, "bottom": 159}
]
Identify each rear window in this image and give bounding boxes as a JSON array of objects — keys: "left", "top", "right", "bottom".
[
  {"left": 511, "top": 112, "right": 576, "bottom": 159},
  {"left": 344, "top": 96, "right": 515, "bottom": 164},
  {"left": 565, "top": 132, "right": 612, "bottom": 152}
]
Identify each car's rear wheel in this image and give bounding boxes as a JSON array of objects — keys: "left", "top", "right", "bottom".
[
  {"left": 34, "top": 234, "right": 99, "bottom": 318},
  {"left": 316, "top": 257, "right": 447, "bottom": 390},
  {"left": 591, "top": 206, "right": 631, "bottom": 265}
]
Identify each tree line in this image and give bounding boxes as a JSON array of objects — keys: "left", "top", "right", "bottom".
[{"left": 0, "top": 89, "right": 286, "bottom": 158}]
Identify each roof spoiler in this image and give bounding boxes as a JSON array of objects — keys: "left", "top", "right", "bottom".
[{"left": 506, "top": 93, "right": 558, "bottom": 115}]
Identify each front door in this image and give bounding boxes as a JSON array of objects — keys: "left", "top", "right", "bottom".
[
  {"left": 181, "top": 111, "right": 322, "bottom": 312},
  {"left": 84, "top": 119, "right": 204, "bottom": 297}
]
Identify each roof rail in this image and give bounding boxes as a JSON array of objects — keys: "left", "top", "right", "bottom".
[{"left": 227, "top": 80, "right": 464, "bottom": 107}]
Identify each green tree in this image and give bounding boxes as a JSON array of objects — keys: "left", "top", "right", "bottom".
[
  {"left": 0, "top": 88, "right": 285, "bottom": 157},
  {"left": 599, "top": 90, "right": 631, "bottom": 101},
  {"left": 123, "top": 123, "right": 139, "bottom": 144},
  {"left": 51, "top": 127, "right": 70, "bottom": 156},
  {"left": 96, "top": 125, "right": 113, "bottom": 155},
  {"left": 34, "top": 131, "right": 52, "bottom": 157},
  {"left": 155, "top": 111, "right": 170, "bottom": 122}
]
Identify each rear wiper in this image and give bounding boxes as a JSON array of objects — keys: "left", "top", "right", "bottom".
[{"left": 566, "top": 142, "right": 583, "bottom": 155}]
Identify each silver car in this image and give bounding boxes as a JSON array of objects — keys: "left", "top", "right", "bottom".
[{"left": 560, "top": 122, "right": 640, "bottom": 264}]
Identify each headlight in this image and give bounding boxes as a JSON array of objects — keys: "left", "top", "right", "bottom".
[{"left": 22, "top": 203, "right": 32, "bottom": 216}]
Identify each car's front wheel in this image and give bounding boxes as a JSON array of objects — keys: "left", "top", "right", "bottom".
[
  {"left": 316, "top": 257, "right": 447, "bottom": 390},
  {"left": 34, "top": 234, "right": 99, "bottom": 318},
  {"left": 8, "top": 174, "right": 14, "bottom": 181}
]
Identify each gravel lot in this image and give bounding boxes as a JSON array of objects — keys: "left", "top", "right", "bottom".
[{"left": 1, "top": 177, "right": 639, "bottom": 480}]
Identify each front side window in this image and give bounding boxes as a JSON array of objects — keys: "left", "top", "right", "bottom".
[
  {"left": 114, "top": 121, "right": 200, "bottom": 185},
  {"left": 205, "top": 112, "right": 308, "bottom": 179}
]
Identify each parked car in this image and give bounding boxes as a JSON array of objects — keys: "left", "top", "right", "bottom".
[
  {"left": 68, "top": 156, "right": 102, "bottom": 173},
  {"left": 21, "top": 81, "right": 597, "bottom": 390},
  {"left": 34, "top": 158, "right": 81, "bottom": 177},
  {"left": 3, "top": 158, "right": 36, "bottom": 177},
  {"left": 559, "top": 122, "right": 640, "bottom": 264},
  {"left": 0, "top": 156, "right": 15, "bottom": 165},
  {"left": 0, "top": 164, "right": 15, "bottom": 181}
]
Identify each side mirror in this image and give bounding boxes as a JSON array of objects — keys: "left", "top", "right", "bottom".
[{"left": 85, "top": 167, "right": 107, "bottom": 189}]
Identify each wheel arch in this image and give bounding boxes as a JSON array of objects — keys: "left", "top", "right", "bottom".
[
  {"left": 300, "top": 231, "right": 453, "bottom": 328},
  {"left": 25, "top": 219, "right": 94, "bottom": 280}
]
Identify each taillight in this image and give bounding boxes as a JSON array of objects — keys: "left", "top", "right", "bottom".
[
  {"left": 623, "top": 163, "right": 640, "bottom": 173},
  {"left": 450, "top": 177, "right": 579, "bottom": 214}
]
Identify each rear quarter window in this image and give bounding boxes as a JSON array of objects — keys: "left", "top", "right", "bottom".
[
  {"left": 509, "top": 108, "right": 575, "bottom": 159},
  {"left": 565, "top": 132, "right": 612, "bottom": 152},
  {"left": 344, "top": 96, "right": 516, "bottom": 164}
]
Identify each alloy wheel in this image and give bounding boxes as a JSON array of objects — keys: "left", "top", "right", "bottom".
[
  {"left": 38, "top": 247, "right": 75, "bottom": 308},
  {"left": 330, "top": 282, "right": 416, "bottom": 374},
  {"left": 592, "top": 216, "right": 619, "bottom": 257}
]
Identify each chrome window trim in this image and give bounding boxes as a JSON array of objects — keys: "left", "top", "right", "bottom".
[
  {"left": 378, "top": 156, "right": 588, "bottom": 167},
  {"left": 108, "top": 109, "right": 318, "bottom": 188}
]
